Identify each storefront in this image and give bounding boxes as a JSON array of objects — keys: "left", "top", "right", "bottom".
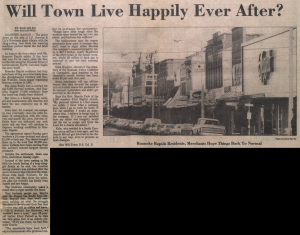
[
  {"left": 242, "top": 28, "right": 297, "bottom": 136},
  {"left": 251, "top": 98, "right": 288, "bottom": 135}
]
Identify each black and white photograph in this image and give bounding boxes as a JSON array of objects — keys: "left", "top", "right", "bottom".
[{"left": 103, "top": 27, "right": 297, "bottom": 136}]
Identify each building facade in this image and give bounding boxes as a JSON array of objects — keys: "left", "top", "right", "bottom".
[
  {"left": 180, "top": 51, "right": 206, "bottom": 99},
  {"left": 205, "top": 31, "right": 233, "bottom": 101},
  {"left": 204, "top": 28, "right": 296, "bottom": 136},
  {"left": 157, "top": 59, "right": 184, "bottom": 103},
  {"left": 204, "top": 31, "right": 234, "bottom": 131},
  {"left": 242, "top": 28, "right": 297, "bottom": 135},
  {"left": 132, "top": 55, "right": 185, "bottom": 106},
  {"left": 132, "top": 54, "right": 158, "bottom": 106}
]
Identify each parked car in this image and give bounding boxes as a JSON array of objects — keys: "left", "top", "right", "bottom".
[
  {"left": 111, "top": 119, "right": 121, "bottom": 127},
  {"left": 104, "top": 115, "right": 114, "bottom": 120},
  {"left": 109, "top": 118, "right": 119, "bottom": 127},
  {"left": 153, "top": 124, "right": 167, "bottom": 135},
  {"left": 105, "top": 118, "right": 118, "bottom": 127},
  {"left": 169, "top": 124, "right": 183, "bottom": 135},
  {"left": 103, "top": 115, "right": 114, "bottom": 126},
  {"left": 192, "top": 118, "right": 226, "bottom": 136},
  {"left": 160, "top": 124, "right": 176, "bottom": 135},
  {"left": 181, "top": 124, "right": 194, "bottom": 135},
  {"left": 140, "top": 118, "right": 162, "bottom": 134},
  {"left": 120, "top": 119, "right": 130, "bottom": 129},
  {"left": 115, "top": 119, "right": 128, "bottom": 129},
  {"left": 123, "top": 120, "right": 136, "bottom": 130},
  {"left": 130, "top": 121, "right": 145, "bottom": 131},
  {"left": 103, "top": 119, "right": 110, "bottom": 127},
  {"left": 145, "top": 123, "right": 160, "bottom": 135}
]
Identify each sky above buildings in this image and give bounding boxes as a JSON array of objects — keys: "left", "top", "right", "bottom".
[{"left": 103, "top": 27, "right": 282, "bottom": 84}]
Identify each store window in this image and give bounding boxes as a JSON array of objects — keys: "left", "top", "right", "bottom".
[
  {"left": 146, "top": 87, "right": 152, "bottom": 95},
  {"left": 206, "top": 54, "right": 223, "bottom": 89},
  {"left": 146, "top": 86, "right": 158, "bottom": 95}
]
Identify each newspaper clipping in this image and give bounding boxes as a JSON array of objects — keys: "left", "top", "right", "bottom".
[{"left": 0, "top": 0, "right": 299, "bottom": 233}]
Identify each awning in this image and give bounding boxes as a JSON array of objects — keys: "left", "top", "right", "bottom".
[
  {"left": 163, "top": 98, "right": 172, "bottom": 106},
  {"left": 167, "top": 97, "right": 189, "bottom": 109},
  {"left": 164, "top": 87, "right": 189, "bottom": 108}
]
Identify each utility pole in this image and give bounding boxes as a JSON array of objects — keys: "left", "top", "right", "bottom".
[
  {"left": 201, "top": 84, "right": 205, "bottom": 118},
  {"left": 288, "top": 28, "right": 294, "bottom": 136},
  {"left": 122, "top": 72, "right": 124, "bottom": 109},
  {"left": 200, "top": 42, "right": 205, "bottom": 118},
  {"left": 158, "top": 80, "right": 161, "bottom": 119},
  {"left": 128, "top": 76, "right": 130, "bottom": 108},
  {"left": 151, "top": 52, "right": 156, "bottom": 119},
  {"left": 127, "top": 76, "right": 130, "bottom": 119},
  {"left": 107, "top": 72, "right": 110, "bottom": 119},
  {"left": 158, "top": 63, "right": 161, "bottom": 119}
]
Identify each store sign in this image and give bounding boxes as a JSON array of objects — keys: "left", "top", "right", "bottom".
[
  {"left": 232, "top": 63, "right": 242, "bottom": 86},
  {"left": 258, "top": 50, "right": 274, "bottom": 85},
  {"left": 190, "top": 90, "right": 206, "bottom": 99},
  {"left": 192, "top": 91, "right": 202, "bottom": 99},
  {"left": 146, "top": 74, "right": 157, "bottom": 80}
]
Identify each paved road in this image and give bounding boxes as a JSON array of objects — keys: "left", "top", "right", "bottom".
[{"left": 104, "top": 127, "right": 140, "bottom": 136}]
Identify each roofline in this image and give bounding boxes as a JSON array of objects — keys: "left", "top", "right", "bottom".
[
  {"left": 242, "top": 27, "right": 296, "bottom": 48},
  {"left": 156, "top": 59, "right": 185, "bottom": 63}
]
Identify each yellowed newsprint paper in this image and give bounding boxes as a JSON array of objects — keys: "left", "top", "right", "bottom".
[{"left": 0, "top": 0, "right": 298, "bottom": 232}]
